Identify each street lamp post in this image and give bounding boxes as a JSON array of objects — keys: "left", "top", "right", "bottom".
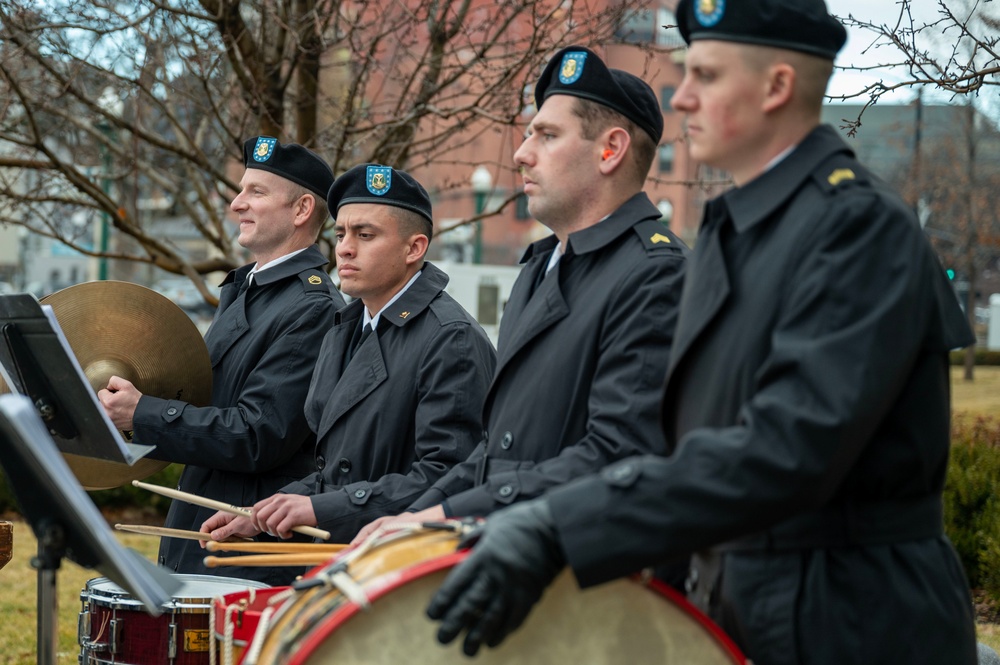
[
  {"left": 471, "top": 166, "right": 493, "bottom": 264},
  {"left": 95, "top": 88, "right": 122, "bottom": 281}
]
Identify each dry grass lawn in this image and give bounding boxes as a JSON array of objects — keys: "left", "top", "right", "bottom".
[{"left": 0, "top": 366, "right": 999, "bottom": 662}]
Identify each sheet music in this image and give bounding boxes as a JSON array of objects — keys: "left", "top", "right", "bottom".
[{"left": 40, "top": 305, "right": 140, "bottom": 464}]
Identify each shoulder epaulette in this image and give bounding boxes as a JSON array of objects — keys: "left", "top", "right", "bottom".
[
  {"left": 813, "top": 156, "right": 870, "bottom": 195},
  {"left": 634, "top": 219, "right": 684, "bottom": 254},
  {"left": 299, "top": 269, "right": 333, "bottom": 293}
]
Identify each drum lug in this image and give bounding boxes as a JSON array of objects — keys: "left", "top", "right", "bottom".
[
  {"left": 109, "top": 619, "right": 121, "bottom": 655},
  {"left": 168, "top": 622, "right": 177, "bottom": 659},
  {"left": 77, "top": 609, "right": 91, "bottom": 645}
]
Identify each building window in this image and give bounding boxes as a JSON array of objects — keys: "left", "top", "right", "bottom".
[
  {"left": 478, "top": 283, "right": 500, "bottom": 326},
  {"left": 515, "top": 192, "right": 531, "bottom": 220},
  {"left": 615, "top": 8, "right": 655, "bottom": 44},
  {"left": 658, "top": 144, "right": 675, "bottom": 173},
  {"left": 661, "top": 86, "right": 675, "bottom": 111}
]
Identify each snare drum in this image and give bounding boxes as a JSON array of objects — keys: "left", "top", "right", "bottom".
[
  {"left": 250, "top": 526, "right": 746, "bottom": 665},
  {"left": 79, "top": 574, "right": 271, "bottom": 665}
]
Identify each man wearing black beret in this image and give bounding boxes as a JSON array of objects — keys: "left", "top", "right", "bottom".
[
  {"left": 354, "top": 46, "right": 687, "bottom": 566},
  {"left": 424, "top": 1, "right": 979, "bottom": 662},
  {"left": 100, "top": 137, "right": 344, "bottom": 584},
  {"left": 201, "top": 164, "right": 495, "bottom": 545}
]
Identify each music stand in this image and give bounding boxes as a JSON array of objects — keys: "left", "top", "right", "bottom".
[
  {"left": 0, "top": 293, "right": 154, "bottom": 464},
  {"left": 0, "top": 394, "right": 181, "bottom": 665}
]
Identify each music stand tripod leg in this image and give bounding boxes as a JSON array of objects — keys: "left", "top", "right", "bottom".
[{"left": 31, "top": 521, "right": 64, "bottom": 665}]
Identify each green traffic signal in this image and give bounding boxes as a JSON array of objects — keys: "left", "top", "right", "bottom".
[{"left": 946, "top": 269, "right": 955, "bottom": 280}]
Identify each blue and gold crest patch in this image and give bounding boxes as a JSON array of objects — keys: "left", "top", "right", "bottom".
[
  {"left": 252, "top": 137, "right": 277, "bottom": 162},
  {"left": 558, "top": 52, "right": 587, "bottom": 85},
  {"left": 366, "top": 165, "right": 392, "bottom": 196},
  {"left": 695, "top": 0, "right": 725, "bottom": 27}
]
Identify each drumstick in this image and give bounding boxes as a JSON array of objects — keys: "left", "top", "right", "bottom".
[
  {"left": 115, "top": 523, "right": 213, "bottom": 540},
  {"left": 131, "top": 480, "right": 331, "bottom": 541},
  {"left": 205, "top": 541, "right": 349, "bottom": 554},
  {"left": 114, "top": 524, "right": 252, "bottom": 542},
  {"left": 204, "top": 553, "right": 335, "bottom": 568}
]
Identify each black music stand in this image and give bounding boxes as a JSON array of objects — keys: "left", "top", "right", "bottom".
[
  {"left": 0, "top": 394, "right": 181, "bottom": 665},
  {"left": 0, "top": 293, "right": 154, "bottom": 463}
]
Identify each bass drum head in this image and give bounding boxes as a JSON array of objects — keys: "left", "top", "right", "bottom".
[{"left": 259, "top": 564, "right": 744, "bottom": 664}]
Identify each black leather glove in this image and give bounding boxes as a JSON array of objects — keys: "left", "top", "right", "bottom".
[{"left": 425, "top": 498, "right": 566, "bottom": 656}]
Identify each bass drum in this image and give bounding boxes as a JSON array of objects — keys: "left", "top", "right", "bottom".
[{"left": 248, "top": 527, "right": 746, "bottom": 665}]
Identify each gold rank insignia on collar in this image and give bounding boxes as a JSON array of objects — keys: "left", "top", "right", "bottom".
[
  {"left": 308, "top": 275, "right": 323, "bottom": 284},
  {"left": 399, "top": 311, "right": 410, "bottom": 318},
  {"left": 827, "top": 168, "right": 856, "bottom": 186},
  {"left": 650, "top": 233, "right": 671, "bottom": 244}
]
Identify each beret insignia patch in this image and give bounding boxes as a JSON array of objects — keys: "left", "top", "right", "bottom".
[
  {"left": 559, "top": 52, "right": 587, "bottom": 85},
  {"left": 695, "top": 0, "right": 725, "bottom": 27},
  {"left": 252, "top": 136, "right": 277, "bottom": 162},
  {"left": 367, "top": 165, "right": 392, "bottom": 196},
  {"left": 827, "top": 168, "right": 856, "bottom": 186}
]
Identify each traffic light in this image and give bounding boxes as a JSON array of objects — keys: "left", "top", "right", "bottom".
[{"left": 946, "top": 269, "right": 955, "bottom": 280}]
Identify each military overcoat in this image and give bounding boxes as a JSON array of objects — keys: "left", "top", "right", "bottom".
[
  {"left": 133, "top": 245, "right": 343, "bottom": 584},
  {"left": 279, "top": 262, "right": 496, "bottom": 542},
  {"left": 547, "top": 126, "right": 978, "bottom": 664},
  {"left": 410, "top": 193, "right": 686, "bottom": 517}
]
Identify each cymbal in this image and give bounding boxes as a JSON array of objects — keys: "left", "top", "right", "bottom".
[{"left": 41, "top": 280, "right": 212, "bottom": 490}]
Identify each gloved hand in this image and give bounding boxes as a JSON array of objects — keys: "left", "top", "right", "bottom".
[{"left": 425, "top": 498, "right": 566, "bottom": 656}]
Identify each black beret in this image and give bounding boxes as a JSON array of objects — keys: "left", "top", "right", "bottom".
[
  {"left": 327, "top": 164, "right": 433, "bottom": 225},
  {"left": 675, "top": 0, "right": 847, "bottom": 61},
  {"left": 534, "top": 46, "right": 663, "bottom": 144},
  {"left": 242, "top": 136, "right": 334, "bottom": 200}
]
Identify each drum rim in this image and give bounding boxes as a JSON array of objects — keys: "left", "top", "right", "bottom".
[{"left": 82, "top": 574, "right": 273, "bottom": 613}]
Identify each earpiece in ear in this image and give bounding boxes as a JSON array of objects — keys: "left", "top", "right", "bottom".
[{"left": 602, "top": 149, "right": 614, "bottom": 161}]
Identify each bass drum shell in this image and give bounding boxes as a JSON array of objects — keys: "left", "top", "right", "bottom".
[{"left": 252, "top": 529, "right": 745, "bottom": 665}]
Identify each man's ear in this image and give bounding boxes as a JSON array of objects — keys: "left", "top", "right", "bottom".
[
  {"left": 598, "top": 127, "right": 632, "bottom": 175},
  {"left": 292, "top": 194, "right": 317, "bottom": 228},
  {"left": 405, "top": 233, "right": 430, "bottom": 266},
  {"left": 762, "top": 62, "right": 795, "bottom": 113}
]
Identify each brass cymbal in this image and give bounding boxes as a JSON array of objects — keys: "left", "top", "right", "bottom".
[{"left": 41, "top": 280, "right": 212, "bottom": 490}]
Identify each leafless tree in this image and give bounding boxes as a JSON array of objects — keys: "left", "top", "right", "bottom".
[
  {"left": 893, "top": 100, "right": 1000, "bottom": 381},
  {"left": 831, "top": 0, "right": 998, "bottom": 134},
  {"left": 0, "top": 0, "right": 641, "bottom": 303}
]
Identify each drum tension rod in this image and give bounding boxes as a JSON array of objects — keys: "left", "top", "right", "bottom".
[{"left": 293, "top": 562, "right": 371, "bottom": 610}]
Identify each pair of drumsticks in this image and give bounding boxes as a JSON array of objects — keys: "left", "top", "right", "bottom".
[{"left": 116, "top": 480, "right": 349, "bottom": 567}]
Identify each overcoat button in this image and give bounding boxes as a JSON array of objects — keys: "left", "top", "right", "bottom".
[
  {"left": 339, "top": 458, "right": 352, "bottom": 473},
  {"left": 316, "top": 456, "right": 326, "bottom": 470},
  {"left": 498, "top": 484, "right": 513, "bottom": 497},
  {"left": 166, "top": 407, "right": 178, "bottom": 416},
  {"left": 501, "top": 432, "right": 513, "bottom": 449},
  {"left": 609, "top": 463, "right": 634, "bottom": 481},
  {"left": 354, "top": 489, "right": 367, "bottom": 499}
]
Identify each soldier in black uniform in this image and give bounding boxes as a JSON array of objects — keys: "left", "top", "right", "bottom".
[
  {"left": 201, "top": 165, "right": 495, "bottom": 544},
  {"left": 425, "top": 2, "right": 980, "bottom": 662},
  {"left": 99, "top": 138, "right": 344, "bottom": 585},
  {"left": 353, "top": 46, "right": 687, "bottom": 543}
]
